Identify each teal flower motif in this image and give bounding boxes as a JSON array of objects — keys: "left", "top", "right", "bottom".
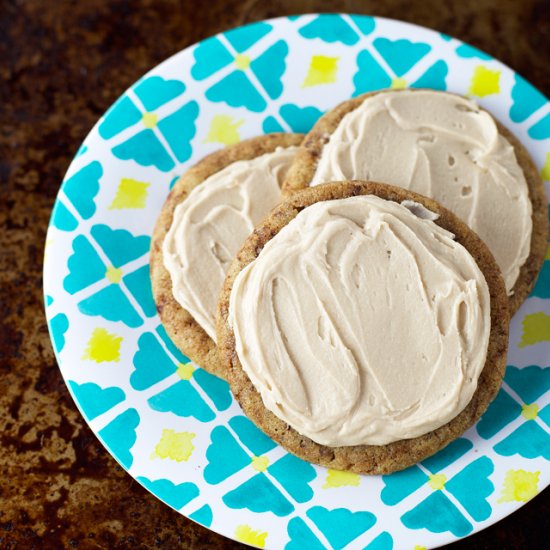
[
  {"left": 98, "top": 76, "right": 198, "bottom": 172},
  {"left": 189, "top": 504, "right": 213, "bottom": 527},
  {"left": 52, "top": 200, "right": 78, "bottom": 232},
  {"left": 250, "top": 40, "right": 287, "bottom": 100},
  {"left": 78, "top": 284, "right": 143, "bottom": 328},
  {"left": 401, "top": 489, "right": 473, "bottom": 537},
  {"left": 263, "top": 104, "right": 324, "bottom": 133},
  {"left": 225, "top": 21, "right": 273, "bottom": 53},
  {"left": 506, "top": 366, "right": 550, "bottom": 403},
  {"left": 132, "top": 328, "right": 231, "bottom": 421},
  {"left": 68, "top": 381, "right": 125, "bottom": 421},
  {"left": 49, "top": 313, "right": 69, "bottom": 353},
  {"left": 112, "top": 130, "right": 175, "bottom": 172},
  {"left": 99, "top": 76, "right": 186, "bottom": 139},
  {"left": 64, "top": 236, "right": 105, "bottom": 294},
  {"left": 224, "top": 473, "right": 295, "bottom": 516},
  {"left": 99, "top": 95, "right": 142, "bottom": 140},
  {"left": 286, "top": 507, "right": 377, "bottom": 550},
  {"left": 410, "top": 60, "right": 448, "bottom": 90},
  {"left": 75, "top": 144, "right": 88, "bottom": 157},
  {"left": 445, "top": 457, "right": 494, "bottom": 521},
  {"left": 52, "top": 161, "right": 103, "bottom": 231},
  {"left": 63, "top": 161, "right": 102, "bottom": 220},
  {"left": 476, "top": 388, "right": 521, "bottom": 439},
  {"left": 401, "top": 457, "right": 494, "bottom": 537},
  {"left": 191, "top": 24, "right": 288, "bottom": 112},
  {"left": 205, "top": 422, "right": 255, "bottom": 484},
  {"left": 137, "top": 477, "right": 199, "bottom": 510},
  {"left": 131, "top": 331, "right": 181, "bottom": 390},
  {"left": 286, "top": 517, "right": 326, "bottom": 550},
  {"left": 309, "top": 507, "right": 376, "bottom": 549},
  {"left": 364, "top": 531, "right": 393, "bottom": 550},
  {"left": 510, "top": 74, "right": 547, "bottom": 123},
  {"left": 381, "top": 440, "right": 493, "bottom": 537},
  {"left": 110, "top": 99, "right": 199, "bottom": 171},
  {"left": 156, "top": 323, "right": 188, "bottom": 362},
  {"left": 478, "top": 366, "right": 550, "bottom": 459},
  {"left": 353, "top": 49, "right": 392, "bottom": 95},
  {"left": 63, "top": 225, "right": 152, "bottom": 327},
  {"left": 90, "top": 225, "right": 150, "bottom": 268},
  {"left": 148, "top": 380, "right": 215, "bottom": 422},
  {"left": 204, "top": 416, "right": 316, "bottom": 516},
  {"left": 528, "top": 112, "right": 550, "bottom": 140},
  {"left": 531, "top": 259, "right": 550, "bottom": 298},
  {"left": 191, "top": 36, "right": 234, "bottom": 80},
  {"left": 193, "top": 368, "right": 232, "bottom": 411},
  {"left": 98, "top": 408, "right": 140, "bottom": 469},
  {"left": 206, "top": 72, "right": 267, "bottom": 112},
  {"left": 372, "top": 38, "right": 431, "bottom": 77},
  {"left": 156, "top": 101, "right": 199, "bottom": 162},
  {"left": 421, "top": 437, "right": 473, "bottom": 472},
  {"left": 455, "top": 43, "right": 492, "bottom": 60},
  {"left": 381, "top": 465, "right": 428, "bottom": 506},
  {"left": 354, "top": 53, "right": 447, "bottom": 96},
  {"left": 123, "top": 265, "right": 156, "bottom": 318},
  {"left": 298, "top": 14, "right": 375, "bottom": 45},
  {"left": 493, "top": 407, "right": 550, "bottom": 460},
  {"left": 134, "top": 76, "right": 186, "bottom": 111}
]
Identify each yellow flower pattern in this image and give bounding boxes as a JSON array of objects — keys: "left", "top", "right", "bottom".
[{"left": 498, "top": 470, "right": 540, "bottom": 503}]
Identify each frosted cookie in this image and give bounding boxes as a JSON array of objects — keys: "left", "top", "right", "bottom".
[
  {"left": 151, "top": 133, "right": 303, "bottom": 379},
  {"left": 217, "top": 181, "right": 509, "bottom": 474},
  {"left": 283, "top": 89, "right": 547, "bottom": 314}
]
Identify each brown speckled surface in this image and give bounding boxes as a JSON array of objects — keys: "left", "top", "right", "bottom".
[{"left": 0, "top": 0, "right": 548, "bottom": 548}]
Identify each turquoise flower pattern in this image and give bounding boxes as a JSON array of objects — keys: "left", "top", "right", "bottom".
[
  {"left": 97, "top": 408, "right": 140, "bottom": 469},
  {"left": 52, "top": 161, "right": 102, "bottom": 231},
  {"left": 68, "top": 381, "right": 125, "bottom": 421},
  {"left": 286, "top": 507, "right": 377, "bottom": 549},
  {"left": 191, "top": 23, "right": 288, "bottom": 112},
  {"left": 510, "top": 74, "right": 547, "bottom": 123},
  {"left": 353, "top": 44, "right": 448, "bottom": 96},
  {"left": 62, "top": 224, "right": 153, "bottom": 328},
  {"left": 477, "top": 366, "right": 550, "bottom": 460},
  {"left": 381, "top": 440, "right": 494, "bottom": 537},
  {"left": 44, "top": 13, "right": 550, "bottom": 550},
  {"left": 298, "top": 14, "right": 375, "bottom": 45},
  {"left": 137, "top": 477, "right": 200, "bottom": 511},
  {"left": 204, "top": 416, "right": 316, "bottom": 516},
  {"left": 263, "top": 104, "right": 324, "bottom": 134},
  {"left": 98, "top": 76, "right": 198, "bottom": 171}
]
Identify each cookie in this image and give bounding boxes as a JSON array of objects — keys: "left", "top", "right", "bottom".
[
  {"left": 150, "top": 133, "right": 303, "bottom": 379},
  {"left": 217, "top": 181, "right": 510, "bottom": 475},
  {"left": 282, "top": 89, "right": 548, "bottom": 314}
]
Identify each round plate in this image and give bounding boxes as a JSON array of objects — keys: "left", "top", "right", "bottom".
[{"left": 44, "top": 14, "right": 550, "bottom": 550}]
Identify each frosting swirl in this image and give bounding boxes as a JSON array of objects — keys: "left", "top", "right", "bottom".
[
  {"left": 228, "top": 195, "right": 491, "bottom": 446},
  {"left": 311, "top": 90, "right": 532, "bottom": 294},
  {"left": 163, "top": 146, "right": 296, "bottom": 341}
]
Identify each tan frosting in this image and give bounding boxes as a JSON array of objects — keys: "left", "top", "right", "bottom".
[
  {"left": 228, "top": 195, "right": 491, "bottom": 446},
  {"left": 163, "top": 146, "right": 297, "bottom": 341},
  {"left": 311, "top": 90, "right": 532, "bottom": 294}
]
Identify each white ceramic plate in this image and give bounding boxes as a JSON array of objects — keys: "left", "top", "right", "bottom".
[{"left": 44, "top": 14, "right": 550, "bottom": 549}]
